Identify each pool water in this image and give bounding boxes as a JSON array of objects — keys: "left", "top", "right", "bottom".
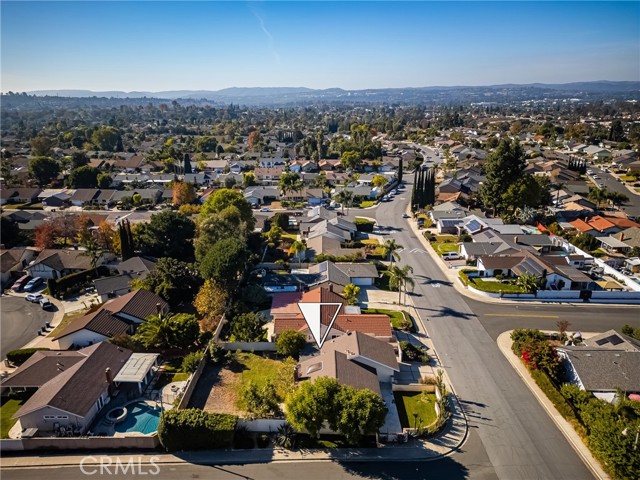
[{"left": 114, "top": 402, "right": 162, "bottom": 435}]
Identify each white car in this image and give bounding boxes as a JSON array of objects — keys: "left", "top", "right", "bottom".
[
  {"left": 259, "top": 207, "right": 271, "bottom": 212},
  {"left": 25, "top": 293, "right": 44, "bottom": 303}
]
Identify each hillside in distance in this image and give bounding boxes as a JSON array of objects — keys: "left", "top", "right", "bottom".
[{"left": 14, "top": 81, "right": 640, "bottom": 106}]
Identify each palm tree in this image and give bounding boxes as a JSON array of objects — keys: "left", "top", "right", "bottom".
[
  {"left": 588, "top": 187, "right": 606, "bottom": 210},
  {"left": 80, "top": 237, "right": 103, "bottom": 277},
  {"left": 279, "top": 172, "right": 304, "bottom": 198},
  {"left": 382, "top": 239, "right": 402, "bottom": 266},
  {"left": 334, "top": 190, "right": 353, "bottom": 215},
  {"left": 516, "top": 273, "right": 539, "bottom": 295},
  {"left": 135, "top": 312, "right": 174, "bottom": 349},
  {"left": 551, "top": 182, "right": 566, "bottom": 206},
  {"left": 388, "top": 265, "right": 415, "bottom": 305},
  {"left": 289, "top": 240, "right": 306, "bottom": 267},
  {"left": 342, "top": 283, "right": 360, "bottom": 305}
]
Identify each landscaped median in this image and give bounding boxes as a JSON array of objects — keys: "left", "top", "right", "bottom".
[{"left": 499, "top": 329, "right": 639, "bottom": 480}]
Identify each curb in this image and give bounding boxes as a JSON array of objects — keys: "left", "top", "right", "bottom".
[{"left": 496, "top": 331, "right": 610, "bottom": 480}]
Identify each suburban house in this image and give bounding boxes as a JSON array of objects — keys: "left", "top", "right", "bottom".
[
  {"left": 24, "top": 249, "right": 110, "bottom": 280},
  {"left": 93, "top": 257, "right": 157, "bottom": 303},
  {"left": 0, "top": 247, "right": 39, "bottom": 287},
  {"left": 305, "top": 235, "right": 364, "bottom": 261},
  {"left": 569, "top": 216, "right": 621, "bottom": 238},
  {"left": 52, "top": 289, "right": 168, "bottom": 349},
  {"left": 556, "top": 330, "right": 640, "bottom": 403},
  {"left": 0, "top": 187, "right": 41, "bottom": 205},
  {"left": 270, "top": 286, "right": 393, "bottom": 343},
  {"left": 296, "top": 332, "right": 400, "bottom": 396},
  {"left": 306, "top": 261, "right": 379, "bottom": 290},
  {"left": 244, "top": 186, "right": 280, "bottom": 206},
  {"left": 2, "top": 343, "right": 159, "bottom": 436}
]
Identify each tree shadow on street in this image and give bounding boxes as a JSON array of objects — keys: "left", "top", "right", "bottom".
[{"left": 336, "top": 455, "right": 470, "bottom": 479}]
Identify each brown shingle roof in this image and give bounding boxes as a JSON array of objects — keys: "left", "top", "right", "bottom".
[
  {"left": 0, "top": 351, "right": 85, "bottom": 388},
  {"left": 53, "top": 289, "right": 167, "bottom": 340},
  {"left": 14, "top": 343, "right": 132, "bottom": 418}
]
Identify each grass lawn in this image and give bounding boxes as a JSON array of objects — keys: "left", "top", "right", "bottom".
[
  {"left": 1, "top": 397, "right": 26, "bottom": 438},
  {"left": 361, "top": 239, "right": 379, "bottom": 246},
  {"left": 230, "top": 353, "right": 296, "bottom": 412},
  {"left": 619, "top": 175, "right": 637, "bottom": 182},
  {"left": 362, "top": 308, "right": 414, "bottom": 331},
  {"left": 431, "top": 242, "right": 459, "bottom": 255},
  {"left": 359, "top": 200, "right": 376, "bottom": 208},
  {"left": 471, "top": 278, "right": 525, "bottom": 294},
  {"left": 48, "top": 309, "right": 91, "bottom": 337},
  {"left": 172, "top": 372, "right": 190, "bottom": 382},
  {"left": 394, "top": 392, "right": 437, "bottom": 429}
]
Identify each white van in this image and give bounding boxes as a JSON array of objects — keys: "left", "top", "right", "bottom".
[{"left": 443, "top": 252, "right": 460, "bottom": 260}]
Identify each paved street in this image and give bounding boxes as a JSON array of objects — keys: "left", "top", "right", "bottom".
[
  {"left": 372, "top": 187, "right": 597, "bottom": 480},
  {"left": 0, "top": 295, "right": 53, "bottom": 359},
  {"left": 588, "top": 164, "right": 640, "bottom": 218},
  {"left": 1, "top": 429, "right": 497, "bottom": 480}
]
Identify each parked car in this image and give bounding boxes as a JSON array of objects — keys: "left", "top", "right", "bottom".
[
  {"left": 11, "top": 275, "right": 32, "bottom": 292},
  {"left": 23, "top": 277, "right": 44, "bottom": 292},
  {"left": 443, "top": 252, "right": 461, "bottom": 260},
  {"left": 39, "top": 298, "right": 54, "bottom": 310},
  {"left": 25, "top": 293, "right": 44, "bottom": 303},
  {"left": 402, "top": 213, "right": 410, "bottom": 218}
]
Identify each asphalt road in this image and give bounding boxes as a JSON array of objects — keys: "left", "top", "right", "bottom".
[
  {"left": 588, "top": 165, "right": 640, "bottom": 217},
  {"left": 373, "top": 188, "right": 596, "bottom": 480},
  {"left": 1, "top": 430, "right": 497, "bottom": 480},
  {"left": 0, "top": 295, "right": 53, "bottom": 359}
]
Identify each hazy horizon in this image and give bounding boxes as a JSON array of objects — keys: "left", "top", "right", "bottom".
[{"left": 2, "top": 1, "right": 639, "bottom": 92}]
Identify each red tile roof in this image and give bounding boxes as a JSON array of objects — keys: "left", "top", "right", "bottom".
[{"left": 274, "top": 314, "right": 392, "bottom": 338}]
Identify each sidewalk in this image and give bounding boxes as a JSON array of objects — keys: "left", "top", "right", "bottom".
[{"left": 496, "top": 331, "right": 610, "bottom": 480}]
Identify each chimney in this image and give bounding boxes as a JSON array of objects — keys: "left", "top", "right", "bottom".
[
  {"left": 619, "top": 232, "right": 624, "bottom": 241},
  {"left": 105, "top": 368, "right": 113, "bottom": 384},
  {"left": 514, "top": 236, "right": 519, "bottom": 244},
  {"left": 328, "top": 283, "right": 333, "bottom": 292}
]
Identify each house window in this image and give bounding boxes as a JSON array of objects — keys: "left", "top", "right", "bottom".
[
  {"left": 44, "top": 415, "right": 56, "bottom": 420},
  {"left": 56, "top": 415, "right": 68, "bottom": 419}
]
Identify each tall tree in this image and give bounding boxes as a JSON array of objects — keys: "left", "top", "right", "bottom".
[
  {"left": 382, "top": 239, "right": 402, "bottom": 265},
  {"left": 135, "top": 210, "right": 196, "bottom": 259},
  {"left": 279, "top": 172, "right": 304, "bottom": 197},
  {"left": 289, "top": 240, "right": 307, "bottom": 267},
  {"left": 480, "top": 139, "right": 526, "bottom": 215},
  {"left": 68, "top": 165, "right": 99, "bottom": 188},
  {"left": 388, "top": 264, "right": 415, "bottom": 305},
  {"left": 199, "top": 237, "right": 250, "bottom": 287},
  {"left": 28, "top": 156, "right": 59, "bottom": 186}
]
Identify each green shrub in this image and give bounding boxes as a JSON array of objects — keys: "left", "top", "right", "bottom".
[
  {"left": 354, "top": 218, "right": 375, "bottom": 232},
  {"left": 275, "top": 330, "right": 306, "bottom": 358},
  {"left": 510, "top": 329, "right": 546, "bottom": 356},
  {"left": 157, "top": 409, "right": 237, "bottom": 451},
  {"left": 6, "top": 348, "right": 50, "bottom": 365},
  {"left": 181, "top": 351, "right": 205, "bottom": 373},
  {"left": 49, "top": 266, "right": 109, "bottom": 298},
  {"left": 529, "top": 369, "right": 587, "bottom": 438},
  {"left": 399, "top": 341, "right": 429, "bottom": 363}
]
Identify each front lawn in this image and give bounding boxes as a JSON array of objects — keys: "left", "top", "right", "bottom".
[
  {"left": 359, "top": 200, "right": 376, "bottom": 208},
  {"left": 471, "top": 278, "right": 525, "bottom": 294},
  {"left": 1, "top": 396, "right": 26, "bottom": 438},
  {"left": 48, "top": 309, "right": 92, "bottom": 337},
  {"left": 362, "top": 308, "right": 414, "bottom": 331},
  {"left": 394, "top": 391, "right": 437, "bottom": 429},
  {"left": 430, "top": 235, "right": 459, "bottom": 256}
]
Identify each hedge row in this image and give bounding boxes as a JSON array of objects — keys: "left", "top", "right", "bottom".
[
  {"left": 6, "top": 348, "right": 50, "bottom": 365},
  {"left": 48, "top": 266, "right": 109, "bottom": 299},
  {"left": 157, "top": 408, "right": 237, "bottom": 451},
  {"left": 354, "top": 218, "right": 375, "bottom": 233}
]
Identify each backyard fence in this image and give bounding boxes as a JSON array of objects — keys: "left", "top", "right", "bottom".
[
  {"left": 176, "top": 352, "right": 208, "bottom": 410},
  {"left": 0, "top": 435, "right": 159, "bottom": 452}
]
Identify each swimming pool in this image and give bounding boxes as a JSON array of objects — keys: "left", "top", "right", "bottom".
[{"left": 114, "top": 402, "right": 162, "bottom": 435}]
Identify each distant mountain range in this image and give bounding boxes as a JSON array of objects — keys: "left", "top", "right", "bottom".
[{"left": 18, "top": 81, "right": 640, "bottom": 106}]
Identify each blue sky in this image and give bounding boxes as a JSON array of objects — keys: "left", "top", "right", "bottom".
[{"left": 1, "top": 1, "right": 638, "bottom": 92}]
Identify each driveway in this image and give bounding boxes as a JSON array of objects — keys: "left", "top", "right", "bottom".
[{"left": 0, "top": 295, "right": 54, "bottom": 359}]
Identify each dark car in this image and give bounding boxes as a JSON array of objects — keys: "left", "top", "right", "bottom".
[{"left": 11, "top": 275, "right": 32, "bottom": 292}]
